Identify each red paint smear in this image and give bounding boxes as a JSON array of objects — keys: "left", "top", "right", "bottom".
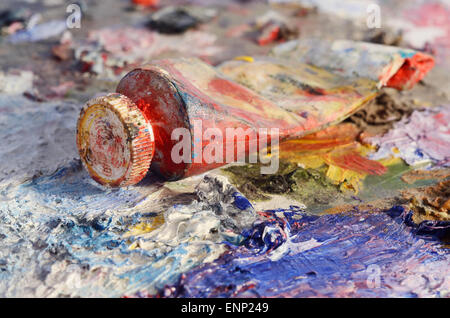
[
  {"left": 386, "top": 52, "right": 435, "bottom": 90},
  {"left": 209, "top": 77, "right": 265, "bottom": 106},
  {"left": 258, "top": 25, "right": 281, "bottom": 46},
  {"left": 205, "top": 76, "right": 297, "bottom": 130},
  {"left": 132, "top": 0, "right": 159, "bottom": 7},
  {"left": 328, "top": 151, "right": 387, "bottom": 176},
  {"left": 433, "top": 112, "right": 448, "bottom": 126}
]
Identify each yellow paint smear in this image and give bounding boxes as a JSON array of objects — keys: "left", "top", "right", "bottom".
[{"left": 125, "top": 214, "right": 165, "bottom": 238}]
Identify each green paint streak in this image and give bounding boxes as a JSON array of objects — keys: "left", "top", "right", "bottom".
[
  {"left": 222, "top": 161, "right": 342, "bottom": 206},
  {"left": 359, "top": 160, "right": 439, "bottom": 201}
]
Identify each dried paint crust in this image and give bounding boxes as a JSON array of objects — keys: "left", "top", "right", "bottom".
[
  {"left": 403, "top": 180, "right": 450, "bottom": 222},
  {"left": 347, "top": 89, "right": 414, "bottom": 135}
]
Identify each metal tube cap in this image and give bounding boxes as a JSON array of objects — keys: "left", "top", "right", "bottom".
[{"left": 76, "top": 93, "right": 155, "bottom": 187}]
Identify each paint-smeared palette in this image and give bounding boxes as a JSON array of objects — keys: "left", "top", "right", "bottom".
[{"left": 0, "top": 0, "right": 448, "bottom": 299}]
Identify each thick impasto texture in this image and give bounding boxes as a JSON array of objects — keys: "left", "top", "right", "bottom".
[{"left": 0, "top": 0, "right": 448, "bottom": 298}]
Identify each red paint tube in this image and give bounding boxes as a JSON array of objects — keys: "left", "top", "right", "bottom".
[{"left": 76, "top": 53, "right": 432, "bottom": 187}]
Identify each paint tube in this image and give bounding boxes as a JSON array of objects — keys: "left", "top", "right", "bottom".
[{"left": 77, "top": 42, "right": 434, "bottom": 187}]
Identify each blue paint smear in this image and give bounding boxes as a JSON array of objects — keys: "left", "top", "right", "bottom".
[
  {"left": 1, "top": 158, "right": 448, "bottom": 297},
  {"left": 0, "top": 160, "right": 155, "bottom": 295},
  {"left": 232, "top": 192, "right": 253, "bottom": 211},
  {"left": 414, "top": 148, "right": 424, "bottom": 158},
  {"left": 154, "top": 206, "right": 449, "bottom": 298},
  {"left": 400, "top": 51, "right": 416, "bottom": 58}
]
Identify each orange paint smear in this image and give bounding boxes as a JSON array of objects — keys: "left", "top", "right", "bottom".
[{"left": 286, "top": 123, "right": 360, "bottom": 150}]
